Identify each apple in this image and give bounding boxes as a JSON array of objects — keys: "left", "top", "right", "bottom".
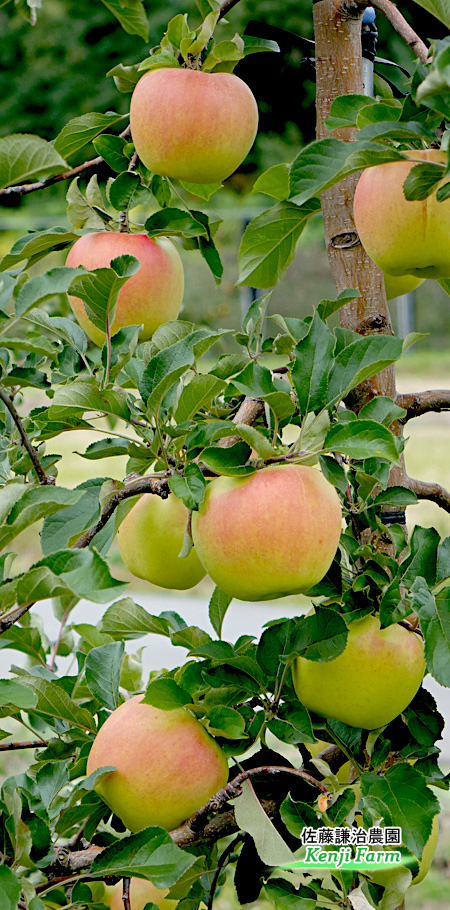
[
  {"left": 383, "top": 272, "right": 424, "bottom": 301},
  {"left": 353, "top": 149, "right": 450, "bottom": 279},
  {"left": 86, "top": 694, "right": 229, "bottom": 832},
  {"left": 292, "top": 613, "right": 425, "bottom": 729},
  {"left": 109, "top": 878, "right": 178, "bottom": 910},
  {"left": 66, "top": 231, "right": 184, "bottom": 346},
  {"left": 129, "top": 68, "right": 258, "bottom": 184},
  {"left": 191, "top": 464, "right": 342, "bottom": 601},
  {"left": 369, "top": 814, "right": 439, "bottom": 887},
  {"left": 117, "top": 491, "right": 206, "bottom": 590}
]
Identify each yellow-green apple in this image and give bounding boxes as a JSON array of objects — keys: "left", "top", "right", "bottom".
[
  {"left": 86, "top": 694, "right": 229, "bottom": 832},
  {"left": 117, "top": 491, "right": 206, "bottom": 590},
  {"left": 109, "top": 878, "right": 178, "bottom": 910},
  {"left": 66, "top": 231, "right": 184, "bottom": 346},
  {"left": 353, "top": 149, "right": 450, "bottom": 279},
  {"left": 383, "top": 272, "right": 424, "bottom": 300},
  {"left": 292, "top": 613, "right": 425, "bottom": 729},
  {"left": 369, "top": 814, "right": 439, "bottom": 887},
  {"left": 129, "top": 68, "right": 258, "bottom": 184},
  {"left": 191, "top": 464, "right": 342, "bottom": 601}
]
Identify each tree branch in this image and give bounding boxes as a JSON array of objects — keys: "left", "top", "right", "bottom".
[
  {"left": 371, "top": 0, "right": 429, "bottom": 63},
  {"left": 0, "top": 389, "right": 52, "bottom": 485},
  {"left": 72, "top": 474, "right": 171, "bottom": 549},
  {"left": 218, "top": 0, "right": 243, "bottom": 21},
  {"left": 122, "top": 877, "right": 131, "bottom": 910},
  {"left": 396, "top": 390, "right": 450, "bottom": 422},
  {"left": 218, "top": 397, "right": 265, "bottom": 448},
  {"left": 0, "top": 125, "right": 131, "bottom": 198},
  {"left": 0, "top": 739, "right": 46, "bottom": 751},
  {"left": 405, "top": 475, "right": 450, "bottom": 513}
]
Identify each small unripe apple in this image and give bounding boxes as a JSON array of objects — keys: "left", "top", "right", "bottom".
[
  {"left": 292, "top": 614, "right": 425, "bottom": 729},
  {"left": 117, "top": 491, "right": 206, "bottom": 590},
  {"left": 130, "top": 68, "right": 258, "bottom": 184},
  {"left": 66, "top": 231, "right": 184, "bottom": 346},
  {"left": 383, "top": 272, "right": 424, "bottom": 300},
  {"left": 86, "top": 695, "right": 229, "bottom": 832},
  {"left": 353, "top": 149, "right": 450, "bottom": 279},
  {"left": 191, "top": 464, "right": 342, "bottom": 601},
  {"left": 109, "top": 877, "right": 178, "bottom": 910}
]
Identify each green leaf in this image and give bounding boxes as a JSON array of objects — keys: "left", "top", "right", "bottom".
[
  {"left": 0, "top": 133, "right": 67, "bottom": 189},
  {"left": 206, "top": 705, "right": 246, "bottom": 738},
  {"left": 108, "top": 171, "right": 150, "bottom": 211},
  {"left": 13, "top": 548, "right": 127, "bottom": 605},
  {"left": 291, "top": 311, "right": 335, "bottom": 416},
  {"left": 289, "top": 138, "right": 405, "bottom": 206},
  {"left": 107, "top": 62, "right": 141, "bottom": 93},
  {"left": 402, "top": 525, "right": 440, "bottom": 587},
  {"left": 361, "top": 763, "right": 439, "bottom": 857},
  {"left": 403, "top": 162, "right": 445, "bottom": 201},
  {"left": 233, "top": 779, "right": 295, "bottom": 865},
  {"left": 238, "top": 200, "right": 320, "bottom": 288},
  {"left": 145, "top": 207, "right": 209, "bottom": 239},
  {"left": 101, "top": 598, "right": 172, "bottom": 639},
  {"left": 94, "top": 134, "right": 129, "bottom": 172},
  {"left": 16, "top": 674, "right": 97, "bottom": 731},
  {"left": 174, "top": 375, "right": 225, "bottom": 423},
  {"left": 184, "top": 10, "right": 219, "bottom": 57},
  {"left": 0, "top": 486, "right": 82, "bottom": 550},
  {"left": 0, "top": 867, "right": 21, "bottom": 910},
  {"left": 143, "top": 678, "right": 192, "bottom": 710},
  {"left": 0, "top": 227, "right": 81, "bottom": 271},
  {"left": 168, "top": 465, "right": 206, "bottom": 511},
  {"left": 50, "top": 380, "right": 131, "bottom": 421},
  {"left": 139, "top": 331, "right": 211, "bottom": 409},
  {"left": 316, "top": 288, "right": 360, "bottom": 321},
  {"left": 91, "top": 826, "right": 197, "bottom": 884},
  {"left": 69, "top": 254, "right": 140, "bottom": 335},
  {"left": 325, "top": 93, "right": 377, "bottom": 129},
  {"left": 0, "top": 680, "right": 37, "bottom": 711},
  {"left": 286, "top": 610, "right": 348, "bottom": 662},
  {"left": 209, "top": 586, "right": 232, "bottom": 639},
  {"left": 358, "top": 396, "right": 406, "bottom": 426},
  {"left": 66, "top": 176, "right": 109, "bottom": 230},
  {"left": 265, "top": 879, "right": 317, "bottom": 910},
  {"left": 412, "top": 578, "right": 450, "bottom": 686},
  {"left": 251, "top": 163, "right": 290, "bottom": 200},
  {"left": 200, "top": 441, "right": 254, "bottom": 476},
  {"left": 233, "top": 424, "right": 281, "bottom": 461},
  {"left": 35, "top": 760, "right": 69, "bottom": 811},
  {"left": 411, "top": 0, "right": 450, "bottom": 29},
  {"left": 100, "top": 0, "right": 149, "bottom": 40},
  {"left": 324, "top": 419, "right": 400, "bottom": 463},
  {"left": 24, "top": 310, "right": 87, "bottom": 356},
  {"left": 267, "top": 701, "right": 314, "bottom": 745},
  {"left": 327, "top": 334, "right": 404, "bottom": 404},
  {"left": 85, "top": 641, "right": 125, "bottom": 710},
  {"left": 15, "top": 266, "right": 84, "bottom": 317},
  {"left": 179, "top": 180, "right": 222, "bottom": 200},
  {"left": 53, "top": 111, "right": 126, "bottom": 158}
]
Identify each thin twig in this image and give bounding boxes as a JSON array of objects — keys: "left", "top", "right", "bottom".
[
  {"left": 122, "top": 877, "right": 131, "bottom": 910},
  {"left": 119, "top": 150, "right": 139, "bottom": 232},
  {"left": 207, "top": 835, "right": 244, "bottom": 910},
  {"left": 0, "top": 389, "right": 51, "bottom": 484},
  {"left": 0, "top": 125, "right": 131, "bottom": 197},
  {"left": 218, "top": 0, "right": 242, "bottom": 20},
  {"left": 0, "top": 601, "right": 36, "bottom": 632},
  {"left": 371, "top": 0, "right": 429, "bottom": 63},
  {"left": 0, "top": 739, "right": 46, "bottom": 751},
  {"left": 405, "top": 475, "right": 450, "bottom": 513},
  {"left": 396, "top": 390, "right": 450, "bottom": 422}
]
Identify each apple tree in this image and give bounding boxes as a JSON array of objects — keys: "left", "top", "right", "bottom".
[{"left": 0, "top": 0, "right": 450, "bottom": 909}]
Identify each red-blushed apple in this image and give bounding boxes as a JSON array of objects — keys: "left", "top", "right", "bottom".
[
  {"left": 129, "top": 68, "right": 258, "bottom": 184},
  {"left": 109, "top": 878, "right": 178, "bottom": 910},
  {"left": 384, "top": 272, "right": 424, "bottom": 300},
  {"left": 66, "top": 231, "right": 184, "bottom": 346},
  {"left": 117, "top": 491, "right": 206, "bottom": 590},
  {"left": 353, "top": 149, "right": 450, "bottom": 279},
  {"left": 190, "top": 464, "right": 342, "bottom": 601},
  {"left": 86, "top": 694, "right": 229, "bottom": 832},
  {"left": 292, "top": 613, "right": 425, "bottom": 730}
]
